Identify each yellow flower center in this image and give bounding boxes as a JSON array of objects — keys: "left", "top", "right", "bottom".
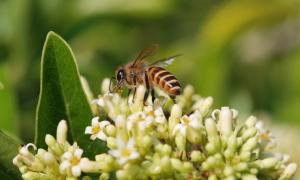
[
  {"left": 69, "top": 156, "right": 80, "bottom": 165},
  {"left": 182, "top": 117, "right": 190, "bottom": 125},
  {"left": 121, "top": 148, "right": 132, "bottom": 158},
  {"left": 136, "top": 115, "right": 144, "bottom": 122},
  {"left": 92, "top": 125, "right": 101, "bottom": 134},
  {"left": 147, "top": 111, "right": 155, "bottom": 117},
  {"left": 260, "top": 132, "right": 271, "bottom": 141}
]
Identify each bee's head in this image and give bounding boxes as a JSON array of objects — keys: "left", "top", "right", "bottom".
[
  {"left": 116, "top": 67, "right": 126, "bottom": 83},
  {"left": 109, "top": 67, "right": 126, "bottom": 93}
]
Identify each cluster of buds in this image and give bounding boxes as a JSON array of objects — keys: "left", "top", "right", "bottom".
[{"left": 13, "top": 78, "right": 297, "bottom": 179}]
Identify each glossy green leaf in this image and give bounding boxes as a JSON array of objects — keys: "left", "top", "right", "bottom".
[
  {"left": 35, "top": 32, "right": 106, "bottom": 158},
  {"left": 0, "top": 131, "right": 21, "bottom": 180},
  {"left": 0, "top": 66, "right": 18, "bottom": 135}
]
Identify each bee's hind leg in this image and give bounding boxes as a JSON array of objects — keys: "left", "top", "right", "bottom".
[{"left": 151, "top": 89, "right": 155, "bottom": 103}]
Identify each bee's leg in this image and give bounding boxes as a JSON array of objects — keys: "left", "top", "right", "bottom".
[
  {"left": 144, "top": 88, "right": 150, "bottom": 105},
  {"left": 170, "top": 95, "right": 176, "bottom": 104},
  {"left": 151, "top": 89, "right": 155, "bottom": 103},
  {"left": 144, "top": 72, "right": 150, "bottom": 105},
  {"left": 132, "top": 88, "right": 136, "bottom": 103},
  {"left": 127, "top": 89, "right": 132, "bottom": 102}
]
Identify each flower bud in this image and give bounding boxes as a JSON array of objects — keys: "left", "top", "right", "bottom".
[
  {"left": 80, "top": 158, "right": 101, "bottom": 172},
  {"left": 171, "top": 158, "right": 182, "bottom": 171},
  {"left": 105, "top": 125, "right": 116, "bottom": 137},
  {"left": 259, "top": 158, "right": 279, "bottom": 169},
  {"left": 99, "top": 172, "right": 109, "bottom": 180},
  {"left": 169, "top": 104, "right": 182, "bottom": 135},
  {"left": 56, "top": 120, "right": 67, "bottom": 144},
  {"left": 116, "top": 169, "right": 130, "bottom": 180},
  {"left": 101, "top": 78, "right": 111, "bottom": 94},
  {"left": 241, "top": 127, "right": 257, "bottom": 141},
  {"left": 279, "top": 163, "right": 297, "bottom": 179},
  {"left": 218, "top": 107, "right": 233, "bottom": 136},
  {"left": 106, "top": 137, "right": 117, "bottom": 149},
  {"left": 241, "top": 137, "right": 257, "bottom": 152},
  {"left": 245, "top": 116, "right": 257, "bottom": 127}
]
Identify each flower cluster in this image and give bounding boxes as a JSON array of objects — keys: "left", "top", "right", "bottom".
[{"left": 13, "top": 78, "right": 297, "bottom": 179}]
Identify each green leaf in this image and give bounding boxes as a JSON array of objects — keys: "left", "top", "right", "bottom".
[
  {"left": 0, "top": 66, "right": 18, "bottom": 136},
  {"left": 0, "top": 131, "right": 21, "bottom": 180},
  {"left": 35, "top": 32, "right": 106, "bottom": 158}
]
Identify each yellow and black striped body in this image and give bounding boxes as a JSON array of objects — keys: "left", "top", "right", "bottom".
[{"left": 147, "top": 66, "right": 181, "bottom": 98}]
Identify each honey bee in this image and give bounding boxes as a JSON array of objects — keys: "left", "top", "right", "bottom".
[{"left": 110, "top": 44, "right": 181, "bottom": 104}]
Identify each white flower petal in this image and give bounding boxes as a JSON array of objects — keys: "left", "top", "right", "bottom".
[
  {"left": 155, "top": 117, "right": 166, "bottom": 124},
  {"left": 99, "top": 120, "right": 110, "bottom": 129},
  {"left": 172, "top": 124, "right": 182, "bottom": 136},
  {"left": 59, "top": 161, "right": 70, "bottom": 173},
  {"left": 154, "top": 107, "right": 164, "bottom": 116},
  {"left": 85, "top": 126, "right": 92, "bottom": 134},
  {"left": 129, "top": 151, "right": 140, "bottom": 160},
  {"left": 127, "top": 138, "right": 135, "bottom": 149},
  {"left": 71, "top": 165, "right": 81, "bottom": 177},
  {"left": 91, "top": 134, "right": 97, "bottom": 140},
  {"left": 62, "top": 152, "right": 72, "bottom": 160},
  {"left": 189, "top": 119, "right": 200, "bottom": 129},
  {"left": 74, "top": 148, "right": 83, "bottom": 158},
  {"left": 118, "top": 157, "right": 128, "bottom": 165},
  {"left": 97, "top": 131, "right": 107, "bottom": 141},
  {"left": 92, "top": 117, "right": 100, "bottom": 126},
  {"left": 180, "top": 126, "right": 187, "bottom": 136},
  {"left": 108, "top": 150, "right": 121, "bottom": 158}
]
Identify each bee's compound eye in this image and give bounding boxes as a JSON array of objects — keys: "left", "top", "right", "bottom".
[{"left": 117, "top": 69, "right": 125, "bottom": 81}]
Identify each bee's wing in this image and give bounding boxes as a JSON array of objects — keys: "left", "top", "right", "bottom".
[
  {"left": 149, "top": 54, "right": 182, "bottom": 67},
  {"left": 132, "top": 44, "right": 159, "bottom": 66}
]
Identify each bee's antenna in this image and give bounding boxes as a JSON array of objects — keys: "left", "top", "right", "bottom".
[{"left": 109, "top": 77, "right": 116, "bottom": 93}]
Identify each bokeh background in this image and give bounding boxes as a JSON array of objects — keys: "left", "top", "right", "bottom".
[{"left": 0, "top": 0, "right": 299, "bottom": 176}]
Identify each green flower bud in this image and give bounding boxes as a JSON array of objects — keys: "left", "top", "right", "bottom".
[
  {"left": 279, "top": 163, "right": 297, "bottom": 179},
  {"left": 241, "top": 174, "right": 258, "bottom": 180},
  {"left": 241, "top": 137, "right": 257, "bottom": 152},
  {"left": 191, "top": 151, "right": 203, "bottom": 162},
  {"left": 106, "top": 137, "right": 117, "bottom": 149},
  {"left": 169, "top": 104, "right": 182, "bottom": 136},
  {"left": 105, "top": 125, "right": 116, "bottom": 137},
  {"left": 241, "top": 127, "right": 257, "bottom": 142},
  {"left": 245, "top": 116, "right": 257, "bottom": 127},
  {"left": 259, "top": 158, "right": 279, "bottom": 169},
  {"left": 187, "top": 127, "right": 202, "bottom": 144},
  {"left": 171, "top": 158, "right": 182, "bottom": 171}
]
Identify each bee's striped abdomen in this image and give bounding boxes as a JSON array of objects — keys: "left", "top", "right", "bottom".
[{"left": 147, "top": 66, "right": 181, "bottom": 97}]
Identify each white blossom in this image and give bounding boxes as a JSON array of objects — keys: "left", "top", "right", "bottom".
[
  {"left": 256, "top": 121, "right": 276, "bottom": 148},
  {"left": 59, "top": 144, "right": 85, "bottom": 177},
  {"left": 108, "top": 138, "right": 140, "bottom": 165},
  {"left": 173, "top": 112, "right": 201, "bottom": 136},
  {"left": 127, "top": 112, "right": 152, "bottom": 131},
  {"left": 85, "top": 117, "right": 111, "bottom": 141}
]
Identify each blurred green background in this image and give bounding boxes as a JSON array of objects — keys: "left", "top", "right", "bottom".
[{"left": 0, "top": 0, "right": 299, "bottom": 170}]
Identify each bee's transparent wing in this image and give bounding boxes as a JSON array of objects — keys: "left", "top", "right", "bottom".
[
  {"left": 149, "top": 54, "right": 182, "bottom": 67},
  {"left": 132, "top": 44, "right": 159, "bottom": 66}
]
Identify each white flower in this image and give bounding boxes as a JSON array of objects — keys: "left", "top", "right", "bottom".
[
  {"left": 256, "top": 121, "right": 276, "bottom": 148},
  {"left": 92, "top": 98, "right": 105, "bottom": 107},
  {"left": 144, "top": 106, "right": 166, "bottom": 124},
  {"left": 85, "top": 117, "right": 111, "bottom": 141},
  {"left": 59, "top": 144, "right": 85, "bottom": 177},
  {"left": 127, "top": 112, "right": 152, "bottom": 130},
  {"left": 108, "top": 138, "right": 140, "bottom": 165},
  {"left": 173, "top": 113, "right": 201, "bottom": 136}
]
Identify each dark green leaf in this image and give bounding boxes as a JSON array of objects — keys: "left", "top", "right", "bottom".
[
  {"left": 35, "top": 32, "right": 106, "bottom": 158},
  {"left": 0, "top": 131, "right": 21, "bottom": 180}
]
